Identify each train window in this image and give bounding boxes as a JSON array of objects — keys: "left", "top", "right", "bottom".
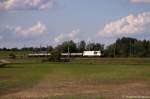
[{"left": 94, "top": 51, "right": 97, "bottom": 55}]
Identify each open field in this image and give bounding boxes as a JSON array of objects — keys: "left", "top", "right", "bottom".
[
  {"left": 0, "top": 58, "right": 150, "bottom": 99},
  {"left": 0, "top": 51, "right": 31, "bottom": 58}
]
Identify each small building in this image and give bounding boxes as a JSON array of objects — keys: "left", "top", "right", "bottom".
[{"left": 83, "top": 51, "right": 101, "bottom": 57}]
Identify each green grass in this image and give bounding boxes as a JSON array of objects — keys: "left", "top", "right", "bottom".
[
  {"left": 0, "top": 51, "right": 31, "bottom": 58},
  {"left": 0, "top": 63, "right": 52, "bottom": 94},
  {"left": 71, "top": 58, "right": 150, "bottom": 65},
  {"left": 0, "top": 58, "right": 150, "bottom": 98},
  {"left": 0, "top": 51, "right": 48, "bottom": 63},
  {"left": 1, "top": 61, "right": 150, "bottom": 92}
]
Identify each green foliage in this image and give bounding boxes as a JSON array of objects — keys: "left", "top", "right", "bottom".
[
  {"left": 0, "top": 63, "right": 53, "bottom": 94},
  {"left": 49, "top": 50, "right": 61, "bottom": 62},
  {"left": 0, "top": 63, "right": 5, "bottom": 68},
  {"left": 105, "top": 37, "right": 150, "bottom": 57},
  {"left": 55, "top": 40, "right": 77, "bottom": 53},
  {"left": 9, "top": 53, "right": 16, "bottom": 59},
  {"left": 0, "top": 59, "right": 150, "bottom": 97},
  {"left": 78, "top": 40, "right": 86, "bottom": 52},
  {"left": 0, "top": 37, "right": 150, "bottom": 58},
  {"left": 86, "top": 43, "right": 104, "bottom": 52}
]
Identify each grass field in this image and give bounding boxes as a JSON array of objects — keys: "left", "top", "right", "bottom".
[
  {"left": 0, "top": 58, "right": 150, "bottom": 98},
  {"left": 0, "top": 51, "right": 31, "bottom": 58}
]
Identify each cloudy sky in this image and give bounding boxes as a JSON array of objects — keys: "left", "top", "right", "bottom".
[{"left": 0, "top": 0, "right": 150, "bottom": 48}]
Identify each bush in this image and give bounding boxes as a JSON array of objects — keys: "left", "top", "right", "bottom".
[
  {"left": 61, "top": 58, "right": 70, "bottom": 62},
  {"left": 0, "top": 60, "right": 8, "bottom": 68},
  {"left": 49, "top": 50, "right": 61, "bottom": 62},
  {"left": 0, "top": 63, "right": 6, "bottom": 68},
  {"left": 9, "top": 53, "right": 16, "bottom": 59}
]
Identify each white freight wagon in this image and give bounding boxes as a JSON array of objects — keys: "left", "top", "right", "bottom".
[{"left": 83, "top": 51, "right": 101, "bottom": 57}]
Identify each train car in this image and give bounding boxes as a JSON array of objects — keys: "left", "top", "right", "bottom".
[
  {"left": 28, "top": 53, "right": 51, "bottom": 57},
  {"left": 28, "top": 51, "right": 101, "bottom": 58},
  {"left": 61, "top": 53, "right": 83, "bottom": 57},
  {"left": 83, "top": 51, "right": 101, "bottom": 57}
]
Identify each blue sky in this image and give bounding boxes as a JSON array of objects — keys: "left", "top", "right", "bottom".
[{"left": 0, "top": 0, "right": 150, "bottom": 48}]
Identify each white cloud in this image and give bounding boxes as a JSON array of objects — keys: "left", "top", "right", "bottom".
[
  {"left": 54, "top": 29, "right": 80, "bottom": 43},
  {"left": 54, "top": 33, "right": 65, "bottom": 43},
  {"left": 16, "top": 21, "right": 46, "bottom": 36},
  {"left": 68, "top": 29, "right": 80, "bottom": 39},
  {"left": 98, "top": 12, "right": 150, "bottom": 37},
  {"left": 0, "top": 0, "right": 54, "bottom": 11},
  {"left": 131, "top": 0, "right": 150, "bottom": 3},
  {"left": 0, "top": 21, "right": 46, "bottom": 37}
]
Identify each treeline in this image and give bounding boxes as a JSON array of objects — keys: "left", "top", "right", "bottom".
[
  {"left": 0, "top": 46, "right": 53, "bottom": 52},
  {"left": 0, "top": 37, "right": 150, "bottom": 57},
  {"left": 0, "top": 41, "right": 104, "bottom": 53},
  {"left": 105, "top": 37, "right": 150, "bottom": 57}
]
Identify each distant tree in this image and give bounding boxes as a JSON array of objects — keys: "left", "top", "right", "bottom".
[
  {"left": 55, "top": 40, "right": 77, "bottom": 53},
  {"left": 49, "top": 50, "right": 61, "bottom": 62},
  {"left": 94, "top": 43, "right": 104, "bottom": 51},
  {"left": 9, "top": 53, "right": 16, "bottom": 59},
  {"left": 47, "top": 46, "right": 53, "bottom": 52},
  {"left": 105, "top": 37, "right": 137, "bottom": 57},
  {"left": 11, "top": 48, "right": 19, "bottom": 51},
  {"left": 104, "top": 44, "right": 115, "bottom": 57},
  {"left": 40, "top": 47, "right": 47, "bottom": 51},
  {"left": 2, "top": 48, "right": 9, "bottom": 51},
  {"left": 133, "top": 40, "right": 150, "bottom": 57},
  {"left": 86, "top": 43, "right": 95, "bottom": 51},
  {"left": 104, "top": 37, "right": 150, "bottom": 57},
  {"left": 86, "top": 42, "right": 104, "bottom": 52},
  {"left": 115, "top": 37, "right": 137, "bottom": 57},
  {"left": 78, "top": 40, "right": 86, "bottom": 52}
]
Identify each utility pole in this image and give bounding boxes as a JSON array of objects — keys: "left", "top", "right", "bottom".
[
  {"left": 47, "top": 45, "right": 49, "bottom": 58},
  {"left": 114, "top": 43, "right": 116, "bottom": 57},
  {"left": 67, "top": 41, "right": 70, "bottom": 59},
  {"left": 130, "top": 40, "right": 132, "bottom": 57},
  {"left": 88, "top": 40, "right": 91, "bottom": 51},
  {"left": 133, "top": 40, "right": 135, "bottom": 56},
  {"left": 40, "top": 44, "right": 42, "bottom": 53},
  {"left": 23, "top": 44, "right": 26, "bottom": 58}
]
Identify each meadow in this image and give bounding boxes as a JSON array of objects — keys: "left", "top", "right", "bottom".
[{"left": 0, "top": 58, "right": 150, "bottom": 98}]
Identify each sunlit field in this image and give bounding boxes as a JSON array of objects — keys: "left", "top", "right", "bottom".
[
  {"left": 0, "top": 0, "right": 150, "bottom": 98},
  {"left": 0, "top": 58, "right": 150, "bottom": 99}
]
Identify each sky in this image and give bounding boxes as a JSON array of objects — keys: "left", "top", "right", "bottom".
[{"left": 0, "top": 0, "right": 150, "bottom": 48}]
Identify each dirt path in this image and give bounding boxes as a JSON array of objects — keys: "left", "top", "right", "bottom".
[{"left": 1, "top": 75, "right": 150, "bottom": 99}]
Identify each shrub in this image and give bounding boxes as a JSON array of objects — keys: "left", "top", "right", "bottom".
[
  {"left": 9, "top": 53, "right": 16, "bottom": 59},
  {"left": 49, "top": 50, "right": 61, "bottom": 62}
]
